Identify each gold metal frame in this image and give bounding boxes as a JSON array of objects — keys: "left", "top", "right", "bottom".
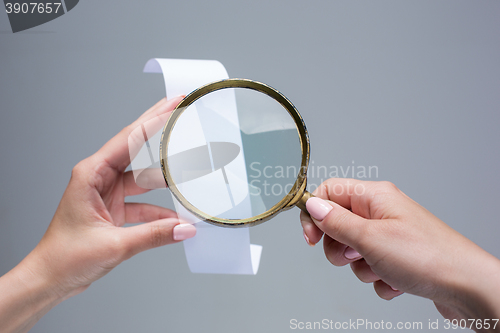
[{"left": 160, "top": 79, "right": 312, "bottom": 227}]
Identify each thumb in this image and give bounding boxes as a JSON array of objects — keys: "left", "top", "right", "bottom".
[
  {"left": 119, "top": 218, "right": 196, "bottom": 258},
  {"left": 306, "top": 197, "right": 366, "bottom": 248}
]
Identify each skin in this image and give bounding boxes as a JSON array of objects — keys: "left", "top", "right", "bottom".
[
  {"left": 301, "top": 178, "right": 500, "bottom": 332},
  {"left": 1, "top": 98, "right": 498, "bottom": 332},
  {"left": 0, "top": 97, "right": 196, "bottom": 333}
]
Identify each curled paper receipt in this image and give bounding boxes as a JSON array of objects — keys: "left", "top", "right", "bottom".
[{"left": 138, "top": 58, "right": 262, "bottom": 274}]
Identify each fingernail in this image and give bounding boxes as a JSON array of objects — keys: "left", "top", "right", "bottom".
[
  {"left": 306, "top": 197, "right": 333, "bottom": 221},
  {"left": 303, "top": 230, "right": 315, "bottom": 247},
  {"left": 390, "top": 285, "right": 399, "bottom": 291},
  {"left": 344, "top": 246, "right": 362, "bottom": 260},
  {"left": 173, "top": 224, "right": 196, "bottom": 241}
]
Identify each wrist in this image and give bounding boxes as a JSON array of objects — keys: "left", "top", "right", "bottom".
[
  {"left": 18, "top": 251, "right": 71, "bottom": 302},
  {"left": 465, "top": 253, "right": 500, "bottom": 319},
  {"left": 444, "top": 246, "right": 500, "bottom": 325},
  {"left": 24, "top": 242, "right": 88, "bottom": 301},
  {"left": 0, "top": 251, "right": 68, "bottom": 333}
]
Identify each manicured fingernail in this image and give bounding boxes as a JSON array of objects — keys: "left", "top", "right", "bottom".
[
  {"left": 344, "top": 246, "right": 362, "bottom": 260},
  {"left": 306, "top": 197, "right": 333, "bottom": 221},
  {"left": 303, "top": 230, "right": 315, "bottom": 247},
  {"left": 173, "top": 223, "right": 196, "bottom": 241}
]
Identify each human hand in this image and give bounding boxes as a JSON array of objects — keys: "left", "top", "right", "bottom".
[
  {"left": 0, "top": 97, "right": 196, "bottom": 333},
  {"left": 301, "top": 179, "right": 500, "bottom": 329}
]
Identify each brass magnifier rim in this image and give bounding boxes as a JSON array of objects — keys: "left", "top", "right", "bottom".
[{"left": 160, "top": 78, "right": 310, "bottom": 227}]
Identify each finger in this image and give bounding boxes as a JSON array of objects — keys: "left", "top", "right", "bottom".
[
  {"left": 124, "top": 202, "right": 178, "bottom": 224},
  {"left": 350, "top": 258, "right": 380, "bottom": 283},
  {"left": 129, "top": 95, "right": 184, "bottom": 159},
  {"left": 314, "top": 178, "right": 374, "bottom": 220},
  {"left": 123, "top": 169, "right": 166, "bottom": 196},
  {"left": 306, "top": 197, "right": 368, "bottom": 248},
  {"left": 300, "top": 210, "right": 323, "bottom": 246},
  {"left": 127, "top": 110, "right": 172, "bottom": 164},
  {"left": 119, "top": 218, "right": 196, "bottom": 259},
  {"left": 138, "top": 95, "right": 184, "bottom": 121},
  {"left": 314, "top": 178, "right": 408, "bottom": 220},
  {"left": 123, "top": 171, "right": 149, "bottom": 196},
  {"left": 94, "top": 96, "right": 183, "bottom": 172},
  {"left": 313, "top": 178, "right": 366, "bottom": 211},
  {"left": 373, "top": 280, "right": 403, "bottom": 300},
  {"left": 139, "top": 97, "right": 168, "bottom": 118},
  {"left": 323, "top": 235, "right": 361, "bottom": 266}
]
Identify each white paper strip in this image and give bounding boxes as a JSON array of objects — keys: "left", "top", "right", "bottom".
[{"left": 143, "top": 58, "right": 262, "bottom": 275}]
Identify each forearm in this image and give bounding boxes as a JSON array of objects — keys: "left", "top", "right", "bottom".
[
  {"left": 0, "top": 252, "right": 67, "bottom": 333},
  {"left": 468, "top": 253, "right": 500, "bottom": 324},
  {"left": 444, "top": 247, "right": 500, "bottom": 332}
]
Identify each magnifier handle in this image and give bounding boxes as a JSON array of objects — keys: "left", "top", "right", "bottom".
[{"left": 296, "top": 191, "right": 314, "bottom": 213}]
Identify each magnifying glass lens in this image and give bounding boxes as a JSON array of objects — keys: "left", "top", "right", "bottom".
[{"left": 163, "top": 80, "right": 310, "bottom": 226}]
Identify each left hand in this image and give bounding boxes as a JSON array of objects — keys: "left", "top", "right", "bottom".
[
  {"left": 0, "top": 97, "right": 196, "bottom": 333},
  {"left": 28, "top": 96, "right": 196, "bottom": 296}
]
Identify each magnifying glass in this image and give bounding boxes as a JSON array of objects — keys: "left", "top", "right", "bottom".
[{"left": 160, "top": 79, "right": 314, "bottom": 227}]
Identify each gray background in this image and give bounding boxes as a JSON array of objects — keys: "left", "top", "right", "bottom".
[{"left": 1, "top": 1, "right": 499, "bottom": 332}]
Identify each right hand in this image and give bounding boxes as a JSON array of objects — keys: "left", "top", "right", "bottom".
[{"left": 301, "top": 178, "right": 500, "bottom": 329}]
